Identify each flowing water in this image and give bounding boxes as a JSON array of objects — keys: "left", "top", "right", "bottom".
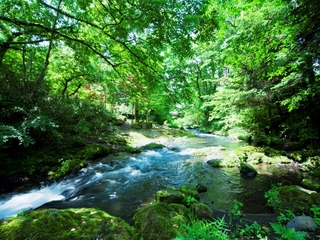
[{"left": 0, "top": 133, "right": 306, "bottom": 222}]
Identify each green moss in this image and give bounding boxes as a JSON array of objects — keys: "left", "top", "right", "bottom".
[
  {"left": 82, "top": 144, "right": 111, "bottom": 160},
  {"left": 155, "top": 189, "right": 186, "bottom": 205},
  {"left": 133, "top": 202, "right": 189, "bottom": 240},
  {"left": 0, "top": 208, "right": 137, "bottom": 240},
  {"left": 207, "top": 159, "right": 224, "bottom": 167},
  {"left": 180, "top": 185, "right": 200, "bottom": 200},
  {"left": 48, "top": 158, "right": 87, "bottom": 179},
  {"left": 234, "top": 146, "right": 264, "bottom": 155},
  {"left": 301, "top": 178, "right": 320, "bottom": 191},
  {"left": 266, "top": 185, "right": 320, "bottom": 215},
  {"left": 124, "top": 146, "right": 142, "bottom": 153},
  {"left": 142, "top": 142, "right": 165, "bottom": 149}
]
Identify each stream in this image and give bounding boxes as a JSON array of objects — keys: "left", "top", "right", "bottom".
[{"left": 0, "top": 133, "right": 306, "bottom": 222}]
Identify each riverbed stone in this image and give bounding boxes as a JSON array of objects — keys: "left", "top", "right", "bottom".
[
  {"left": 155, "top": 189, "right": 186, "bottom": 204},
  {"left": 207, "top": 159, "right": 224, "bottom": 167},
  {"left": 191, "top": 202, "right": 213, "bottom": 220},
  {"left": 239, "top": 162, "right": 257, "bottom": 176},
  {"left": 180, "top": 185, "right": 200, "bottom": 200},
  {"left": 268, "top": 185, "right": 320, "bottom": 215},
  {"left": 286, "top": 216, "right": 319, "bottom": 231},
  {"left": 133, "top": 202, "right": 189, "bottom": 240},
  {"left": 196, "top": 183, "right": 208, "bottom": 193},
  {"left": 0, "top": 208, "right": 137, "bottom": 240},
  {"left": 301, "top": 179, "right": 320, "bottom": 192}
]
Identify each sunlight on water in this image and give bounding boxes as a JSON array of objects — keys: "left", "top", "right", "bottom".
[
  {"left": 109, "top": 192, "right": 118, "bottom": 199},
  {"left": 144, "top": 150, "right": 162, "bottom": 156},
  {"left": 130, "top": 169, "right": 141, "bottom": 176}
]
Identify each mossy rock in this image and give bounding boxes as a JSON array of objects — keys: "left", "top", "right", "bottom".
[
  {"left": 271, "top": 185, "right": 319, "bottom": 215},
  {"left": 290, "top": 150, "right": 313, "bottom": 163},
  {"left": 124, "top": 146, "right": 142, "bottom": 153},
  {"left": 301, "top": 178, "right": 320, "bottom": 191},
  {"left": 234, "top": 146, "right": 264, "bottom": 155},
  {"left": 142, "top": 142, "right": 165, "bottom": 149},
  {"left": 190, "top": 202, "right": 213, "bottom": 220},
  {"left": 49, "top": 158, "right": 87, "bottom": 179},
  {"left": 0, "top": 208, "right": 137, "bottom": 240},
  {"left": 82, "top": 144, "right": 111, "bottom": 160},
  {"left": 239, "top": 162, "right": 257, "bottom": 176},
  {"left": 155, "top": 189, "right": 186, "bottom": 205},
  {"left": 133, "top": 202, "right": 189, "bottom": 240},
  {"left": 180, "top": 185, "right": 200, "bottom": 200},
  {"left": 207, "top": 159, "right": 224, "bottom": 168}
]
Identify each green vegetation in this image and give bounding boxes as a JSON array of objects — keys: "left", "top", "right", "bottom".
[
  {"left": 1, "top": 0, "right": 320, "bottom": 180},
  {"left": 173, "top": 216, "right": 229, "bottom": 240},
  {"left": 0, "top": 208, "right": 137, "bottom": 240}
]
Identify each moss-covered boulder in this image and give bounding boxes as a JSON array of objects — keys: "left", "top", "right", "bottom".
[
  {"left": 267, "top": 185, "right": 320, "bottom": 215},
  {"left": 142, "top": 142, "right": 165, "bottom": 150},
  {"left": 207, "top": 159, "right": 224, "bottom": 168},
  {"left": 48, "top": 158, "right": 87, "bottom": 179},
  {"left": 0, "top": 208, "right": 137, "bottom": 240},
  {"left": 180, "top": 185, "right": 200, "bottom": 200},
  {"left": 155, "top": 189, "right": 186, "bottom": 205},
  {"left": 133, "top": 202, "right": 189, "bottom": 240},
  {"left": 239, "top": 162, "right": 258, "bottom": 176},
  {"left": 82, "top": 144, "right": 111, "bottom": 160}
]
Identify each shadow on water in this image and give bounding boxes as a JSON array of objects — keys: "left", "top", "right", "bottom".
[{"left": 0, "top": 133, "right": 307, "bottom": 223}]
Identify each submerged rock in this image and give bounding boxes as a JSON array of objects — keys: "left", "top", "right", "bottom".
[
  {"left": 0, "top": 208, "right": 137, "bottom": 240},
  {"left": 239, "top": 162, "right": 258, "bottom": 177},
  {"left": 196, "top": 183, "right": 208, "bottom": 193},
  {"left": 207, "top": 159, "right": 224, "bottom": 168},
  {"left": 287, "top": 216, "right": 319, "bottom": 231}
]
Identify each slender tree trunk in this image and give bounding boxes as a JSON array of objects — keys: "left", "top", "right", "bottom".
[{"left": 33, "top": 0, "right": 62, "bottom": 93}]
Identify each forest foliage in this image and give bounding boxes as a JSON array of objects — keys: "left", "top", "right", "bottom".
[{"left": 1, "top": 0, "right": 320, "bottom": 177}]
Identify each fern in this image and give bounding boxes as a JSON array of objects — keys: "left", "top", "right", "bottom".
[
  {"left": 270, "top": 222, "right": 307, "bottom": 240},
  {"left": 174, "top": 216, "right": 229, "bottom": 240}
]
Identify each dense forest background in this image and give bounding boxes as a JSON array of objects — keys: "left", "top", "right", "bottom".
[{"left": 1, "top": 0, "right": 320, "bottom": 178}]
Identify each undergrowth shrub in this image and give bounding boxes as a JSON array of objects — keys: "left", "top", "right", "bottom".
[{"left": 174, "top": 216, "right": 229, "bottom": 240}]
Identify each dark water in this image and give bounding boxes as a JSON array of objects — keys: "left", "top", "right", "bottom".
[{"left": 0, "top": 133, "right": 306, "bottom": 222}]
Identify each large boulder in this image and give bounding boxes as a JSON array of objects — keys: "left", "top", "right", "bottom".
[
  {"left": 267, "top": 185, "right": 320, "bottom": 215},
  {"left": 286, "top": 216, "right": 319, "bottom": 231},
  {"left": 155, "top": 185, "right": 203, "bottom": 206},
  {"left": 133, "top": 202, "right": 189, "bottom": 240},
  {"left": 0, "top": 208, "right": 137, "bottom": 240},
  {"left": 239, "top": 162, "right": 258, "bottom": 177}
]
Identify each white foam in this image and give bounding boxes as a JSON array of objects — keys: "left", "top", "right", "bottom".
[{"left": 0, "top": 187, "right": 65, "bottom": 219}]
